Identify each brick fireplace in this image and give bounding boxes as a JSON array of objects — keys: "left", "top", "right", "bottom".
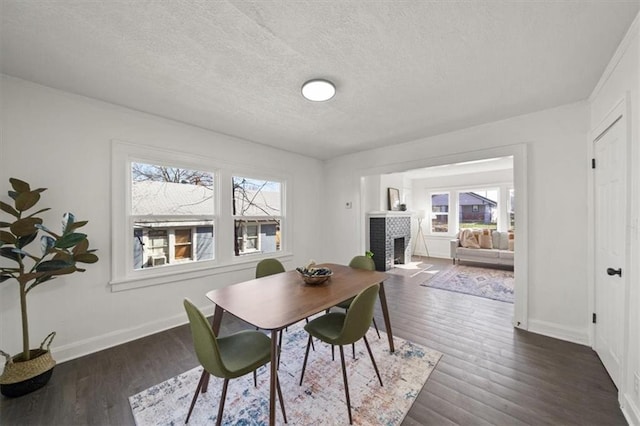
[{"left": 368, "top": 212, "right": 412, "bottom": 271}]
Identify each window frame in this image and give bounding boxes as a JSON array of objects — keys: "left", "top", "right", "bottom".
[
  {"left": 111, "top": 141, "right": 292, "bottom": 291},
  {"left": 429, "top": 191, "right": 450, "bottom": 234},
  {"left": 231, "top": 174, "right": 285, "bottom": 257}
]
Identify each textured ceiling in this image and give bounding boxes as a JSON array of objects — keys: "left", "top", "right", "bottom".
[{"left": 1, "top": 1, "right": 638, "bottom": 160}]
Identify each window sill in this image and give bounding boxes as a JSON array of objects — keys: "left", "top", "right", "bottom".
[{"left": 110, "top": 252, "right": 294, "bottom": 292}]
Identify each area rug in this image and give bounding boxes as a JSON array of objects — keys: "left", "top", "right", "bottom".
[
  {"left": 129, "top": 322, "right": 441, "bottom": 425},
  {"left": 421, "top": 265, "right": 514, "bottom": 303}
]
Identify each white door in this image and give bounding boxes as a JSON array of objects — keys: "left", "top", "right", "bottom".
[{"left": 593, "top": 115, "right": 627, "bottom": 390}]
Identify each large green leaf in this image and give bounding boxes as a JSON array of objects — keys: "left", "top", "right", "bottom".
[
  {"left": 10, "top": 217, "right": 43, "bottom": 236},
  {"left": 0, "top": 221, "right": 11, "bottom": 228},
  {"left": 0, "top": 247, "right": 24, "bottom": 262},
  {"left": 25, "top": 208, "right": 50, "bottom": 218},
  {"left": 0, "top": 274, "right": 14, "bottom": 283},
  {"left": 0, "top": 201, "right": 19, "bottom": 218},
  {"left": 17, "top": 232, "right": 38, "bottom": 248},
  {"left": 15, "top": 191, "right": 41, "bottom": 212},
  {"left": 75, "top": 253, "right": 99, "bottom": 264},
  {"left": 0, "top": 230, "right": 16, "bottom": 244},
  {"left": 72, "top": 238, "right": 89, "bottom": 254},
  {"left": 67, "top": 220, "right": 89, "bottom": 232},
  {"left": 34, "top": 223, "right": 60, "bottom": 239},
  {"left": 9, "top": 178, "right": 30, "bottom": 193},
  {"left": 54, "top": 232, "right": 87, "bottom": 249},
  {"left": 35, "top": 260, "right": 74, "bottom": 272}
]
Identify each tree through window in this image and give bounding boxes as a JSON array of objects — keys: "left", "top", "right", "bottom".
[{"left": 232, "top": 176, "right": 282, "bottom": 256}]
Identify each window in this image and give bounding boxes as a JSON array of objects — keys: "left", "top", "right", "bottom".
[
  {"left": 112, "top": 141, "right": 291, "bottom": 290},
  {"left": 233, "top": 176, "right": 282, "bottom": 256},
  {"left": 131, "top": 162, "right": 215, "bottom": 270},
  {"left": 431, "top": 193, "right": 449, "bottom": 233},
  {"left": 458, "top": 189, "right": 498, "bottom": 229}
]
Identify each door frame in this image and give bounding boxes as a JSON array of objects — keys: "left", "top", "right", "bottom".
[
  {"left": 587, "top": 94, "right": 631, "bottom": 399},
  {"left": 357, "top": 143, "right": 528, "bottom": 330}
]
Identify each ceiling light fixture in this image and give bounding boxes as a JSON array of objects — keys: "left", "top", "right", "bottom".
[{"left": 301, "top": 79, "right": 336, "bottom": 102}]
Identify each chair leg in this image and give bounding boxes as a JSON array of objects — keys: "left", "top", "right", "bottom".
[
  {"left": 299, "top": 334, "right": 313, "bottom": 386},
  {"left": 338, "top": 346, "right": 353, "bottom": 424},
  {"left": 185, "top": 369, "right": 206, "bottom": 424},
  {"left": 304, "top": 318, "right": 316, "bottom": 351},
  {"left": 331, "top": 344, "right": 335, "bottom": 361},
  {"left": 277, "top": 330, "right": 283, "bottom": 369},
  {"left": 372, "top": 317, "right": 381, "bottom": 339},
  {"left": 215, "top": 378, "right": 229, "bottom": 426},
  {"left": 352, "top": 343, "right": 355, "bottom": 359},
  {"left": 363, "top": 335, "right": 383, "bottom": 387},
  {"left": 253, "top": 370, "right": 257, "bottom": 387},
  {"left": 276, "top": 372, "right": 288, "bottom": 424}
]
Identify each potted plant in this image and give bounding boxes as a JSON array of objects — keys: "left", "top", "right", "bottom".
[{"left": 0, "top": 178, "right": 98, "bottom": 397}]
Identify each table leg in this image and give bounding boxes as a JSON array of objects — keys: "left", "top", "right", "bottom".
[
  {"left": 201, "top": 305, "right": 225, "bottom": 394},
  {"left": 270, "top": 329, "right": 277, "bottom": 425},
  {"left": 378, "top": 282, "right": 395, "bottom": 353}
]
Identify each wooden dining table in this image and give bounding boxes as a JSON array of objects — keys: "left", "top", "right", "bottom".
[{"left": 204, "top": 262, "right": 392, "bottom": 425}]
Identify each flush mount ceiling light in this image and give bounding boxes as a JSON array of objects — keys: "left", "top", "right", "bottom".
[{"left": 301, "top": 79, "right": 336, "bottom": 102}]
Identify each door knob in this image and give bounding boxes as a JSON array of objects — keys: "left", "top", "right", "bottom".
[{"left": 606, "top": 267, "right": 622, "bottom": 277}]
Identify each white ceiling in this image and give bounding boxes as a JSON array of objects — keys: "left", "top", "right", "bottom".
[{"left": 1, "top": 1, "right": 638, "bottom": 160}]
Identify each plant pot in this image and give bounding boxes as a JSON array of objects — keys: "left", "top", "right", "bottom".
[{"left": 0, "top": 332, "right": 56, "bottom": 398}]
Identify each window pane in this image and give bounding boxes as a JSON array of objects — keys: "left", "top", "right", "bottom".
[
  {"left": 431, "top": 193, "right": 449, "bottom": 233},
  {"left": 131, "top": 162, "right": 214, "bottom": 270},
  {"left": 234, "top": 219, "right": 281, "bottom": 255},
  {"left": 458, "top": 190, "right": 497, "bottom": 229},
  {"left": 233, "top": 176, "right": 282, "bottom": 256},
  {"left": 232, "top": 177, "right": 281, "bottom": 216}
]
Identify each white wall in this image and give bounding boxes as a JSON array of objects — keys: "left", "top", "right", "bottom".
[
  {"left": 323, "top": 101, "right": 590, "bottom": 344},
  {"left": 589, "top": 13, "right": 640, "bottom": 424},
  {"left": 0, "top": 76, "right": 324, "bottom": 363}
]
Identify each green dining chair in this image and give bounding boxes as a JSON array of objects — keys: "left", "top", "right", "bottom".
[
  {"left": 255, "top": 258, "right": 286, "bottom": 278},
  {"left": 183, "top": 298, "right": 287, "bottom": 425},
  {"left": 255, "top": 258, "right": 314, "bottom": 363},
  {"left": 299, "top": 284, "right": 383, "bottom": 425},
  {"left": 335, "top": 256, "right": 381, "bottom": 348}
]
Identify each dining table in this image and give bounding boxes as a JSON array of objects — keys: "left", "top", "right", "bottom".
[{"left": 203, "top": 262, "right": 392, "bottom": 425}]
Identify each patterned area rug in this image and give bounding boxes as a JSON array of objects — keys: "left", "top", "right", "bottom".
[
  {"left": 421, "top": 265, "right": 515, "bottom": 303},
  {"left": 129, "top": 322, "right": 441, "bottom": 425}
]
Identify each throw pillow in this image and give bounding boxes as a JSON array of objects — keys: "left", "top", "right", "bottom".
[
  {"left": 461, "top": 229, "right": 480, "bottom": 248},
  {"left": 508, "top": 232, "right": 515, "bottom": 251},
  {"left": 479, "top": 229, "right": 493, "bottom": 249}
]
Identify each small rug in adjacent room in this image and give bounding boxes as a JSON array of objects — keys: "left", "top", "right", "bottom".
[
  {"left": 421, "top": 264, "right": 515, "bottom": 303},
  {"left": 129, "top": 323, "right": 441, "bottom": 425}
]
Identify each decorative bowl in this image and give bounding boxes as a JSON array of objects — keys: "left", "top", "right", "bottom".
[{"left": 296, "top": 267, "right": 333, "bottom": 285}]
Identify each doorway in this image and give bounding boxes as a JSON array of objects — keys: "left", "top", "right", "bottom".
[{"left": 593, "top": 107, "right": 628, "bottom": 390}]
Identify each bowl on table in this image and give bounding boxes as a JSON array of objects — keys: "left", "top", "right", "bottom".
[{"left": 296, "top": 266, "right": 333, "bottom": 285}]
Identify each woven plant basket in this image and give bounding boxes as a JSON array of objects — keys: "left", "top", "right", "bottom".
[{"left": 0, "top": 332, "right": 56, "bottom": 397}]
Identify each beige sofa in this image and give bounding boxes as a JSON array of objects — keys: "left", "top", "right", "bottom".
[{"left": 450, "top": 229, "right": 514, "bottom": 267}]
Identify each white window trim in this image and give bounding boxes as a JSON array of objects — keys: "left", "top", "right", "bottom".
[{"left": 111, "top": 140, "right": 293, "bottom": 292}]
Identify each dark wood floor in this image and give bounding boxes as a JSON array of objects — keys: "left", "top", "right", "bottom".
[{"left": 1, "top": 257, "right": 625, "bottom": 425}]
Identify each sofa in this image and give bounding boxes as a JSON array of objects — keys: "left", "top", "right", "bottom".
[{"left": 450, "top": 229, "right": 514, "bottom": 267}]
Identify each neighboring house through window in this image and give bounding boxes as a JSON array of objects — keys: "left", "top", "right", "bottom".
[
  {"left": 232, "top": 176, "right": 282, "bottom": 256},
  {"left": 131, "top": 163, "right": 215, "bottom": 270}
]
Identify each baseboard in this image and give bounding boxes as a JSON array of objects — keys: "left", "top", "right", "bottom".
[
  {"left": 623, "top": 392, "right": 640, "bottom": 426},
  {"left": 51, "top": 303, "right": 216, "bottom": 364},
  {"left": 527, "top": 319, "right": 589, "bottom": 346}
]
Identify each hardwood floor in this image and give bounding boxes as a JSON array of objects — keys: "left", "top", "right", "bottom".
[{"left": 1, "top": 257, "right": 625, "bottom": 425}]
